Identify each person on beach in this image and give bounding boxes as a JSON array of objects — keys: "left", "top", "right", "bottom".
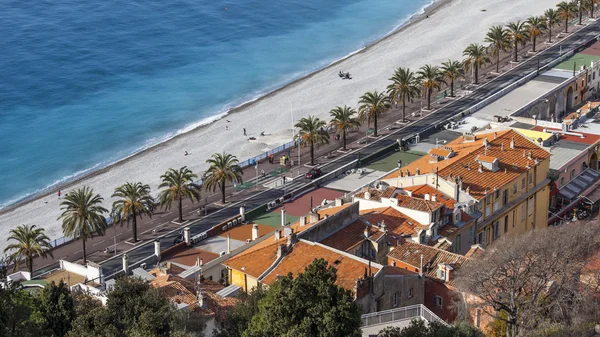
[
  {"left": 58, "top": 190, "right": 61, "bottom": 198},
  {"left": 226, "top": 125, "right": 229, "bottom": 131},
  {"left": 185, "top": 151, "right": 189, "bottom": 156},
  {"left": 244, "top": 128, "right": 247, "bottom": 136}
]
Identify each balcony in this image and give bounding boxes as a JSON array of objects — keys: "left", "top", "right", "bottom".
[{"left": 361, "top": 304, "right": 447, "bottom": 336}]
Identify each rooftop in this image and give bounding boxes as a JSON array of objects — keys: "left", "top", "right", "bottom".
[
  {"left": 219, "top": 222, "right": 276, "bottom": 242},
  {"left": 354, "top": 187, "right": 444, "bottom": 212},
  {"left": 384, "top": 130, "right": 551, "bottom": 200},
  {"left": 404, "top": 184, "right": 457, "bottom": 210},
  {"left": 43, "top": 269, "right": 88, "bottom": 287},
  {"left": 261, "top": 240, "right": 382, "bottom": 291},
  {"left": 360, "top": 207, "right": 428, "bottom": 243},
  {"left": 388, "top": 240, "right": 468, "bottom": 280},
  {"left": 319, "top": 218, "right": 384, "bottom": 253}
]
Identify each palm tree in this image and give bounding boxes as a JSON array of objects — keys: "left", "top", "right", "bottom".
[
  {"left": 158, "top": 167, "right": 202, "bottom": 221},
  {"left": 58, "top": 187, "right": 107, "bottom": 265},
  {"left": 358, "top": 91, "right": 391, "bottom": 137},
  {"left": 557, "top": 1, "right": 578, "bottom": 33},
  {"left": 387, "top": 67, "right": 421, "bottom": 121},
  {"left": 526, "top": 16, "right": 547, "bottom": 52},
  {"left": 578, "top": 0, "right": 588, "bottom": 24},
  {"left": 463, "top": 43, "right": 490, "bottom": 85},
  {"left": 204, "top": 153, "right": 243, "bottom": 204},
  {"left": 586, "top": 0, "right": 597, "bottom": 18},
  {"left": 294, "top": 116, "right": 329, "bottom": 165},
  {"left": 112, "top": 182, "right": 154, "bottom": 243},
  {"left": 4, "top": 224, "right": 53, "bottom": 275},
  {"left": 417, "top": 65, "right": 444, "bottom": 111},
  {"left": 329, "top": 106, "right": 360, "bottom": 151},
  {"left": 506, "top": 21, "right": 529, "bottom": 62},
  {"left": 545, "top": 8, "right": 561, "bottom": 42},
  {"left": 439, "top": 60, "right": 464, "bottom": 98},
  {"left": 485, "top": 25, "right": 510, "bottom": 73}
]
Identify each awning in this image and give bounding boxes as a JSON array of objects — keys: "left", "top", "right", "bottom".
[
  {"left": 549, "top": 197, "right": 582, "bottom": 225},
  {"left": 558, "top": 168, "right": 600, "bottom": 201},
  {"left": 584, "top": 185, "right": 600, "bottom": 204}
]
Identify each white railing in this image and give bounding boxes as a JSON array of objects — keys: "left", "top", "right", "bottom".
[{"left": 361, "top": 304, "right": 447, "bottom": 328}]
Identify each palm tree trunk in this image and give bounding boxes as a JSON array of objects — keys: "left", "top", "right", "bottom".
[
  {"left": 532, "top": 35, "right": 537, "bottom": 52},
  {"left": 373, "top": 113, "right": 378, "bottom": 137},
  {"left": 402, "top": 96, "right": 406, "bottom": 121},
  {"left": 579, "top": 9, "right": 583, "bottom": 25},
  {"left": 549, "top": 25, "right": 553, "bottom": 43},
  {"left": 565, "top": 18, "right": 569, "bottom": 33},
  {"left": 450, "top": 78, "right": 454, "bottom": 97},
  {"left": 82, "top": 238, "right": 87, "bottom": 265},
  {"left": 513, "top": 43, "right": 518, "bottom": 62},
  {"left": 427, "top": 88, "right": 432, "bottom": 110},
  {"left": 27, "top": 255, "right": 33, "bottom": 275},
  {"left": 310, "top": 140, "right": 315, "bottom": 165},
  {"left": 221, "top": 182, "right": 226, "bottom": 204},
  {"left": 178, "top": 194, "right": 183, "bottom": 221},
  {"left": 343, "top": 129, "right": 347, "bottom": 150},
  {"left": 475, "top": 65, "right": 479, "bottom": 85},
  {"left": 591, "top": 5, "right": 595, "bottom": 18},
  {"left": 496, "top": 51, "right": 500, "bottom": 73},
  {"left": 132, "top": 213, "right": 138, "bottom": 242}
]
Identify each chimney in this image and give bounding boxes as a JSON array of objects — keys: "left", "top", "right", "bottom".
[
  {"left": 501, "top": 143, "right": 504, "bottom": 151},
  {"left": 197, "top": 287, "right": 207, "bottom": 309},
  {"left": 335, "top": 197, "right": 343, "bottom": 206},
  {"left": 364, "top": 191, "right": 371, "bottom": 200},
  {"left": 287, "top": 232, "right": 296, "bottom": 248},
  {"left": 483, "top": 138, "right": 489, "bottom": 148},
  {"left": 122, "top": 253, "right": 129, "bottom": 274},
  {"left": 299, "top": 215, "right": 306, "bottom": 227},
  {"left": 406, "top": 190, "right": 413, "bottom": 197},
  {"left": 281, "top": 207, "right": 286, "bottom": 227},
  {"left": 276, "top": 244, "right": 284, "bottom": 259},
  {"left": 196, "top": 257, "right": 203, "bottom": 267},
  {"left": 227, "top": 234, "right": 231, "bottom": 254},
  {"left": 309, "top": 212, "right": 320, "bottom": 223},
  {"left": 184, "top": 227, "right": 191, "bottom": 246},
  {"left": 274, "top": 230, "right": 281, "bottom": 241},
  {"left": 252, "top": 224, "right": 259, "bottom": 240},
  {"left": 364, "top": 226, "right": 370, "bottom": 239},
  {"left": 454, "top": 179, "right": 460, "bottom": 202},
  {"left": 510, "top": 137, "right": 515, "bottom": 149},
  {"left": 239, "top": 206, "right": 246, "bottom": 222},
  {"left": 154, "top": 240, "right": 161, "bottom": 261},
  {"left": 478, "top": 163, "right": 483, "bottom": 173},
  {"left": 431, "top": 194, "right": 437, "bottom": 202},
  {"left": 424, "top": 193, "right": 430, "bottom": 201},
  {"left": 419, "top": 254, "right": 423, "bottom": 277}
]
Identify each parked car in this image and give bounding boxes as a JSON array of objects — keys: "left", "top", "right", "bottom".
[{"left": 305, "top": 168, "right": 322, "bottom": 179}]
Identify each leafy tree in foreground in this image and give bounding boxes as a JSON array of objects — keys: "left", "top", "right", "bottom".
[
  {"left": 453, "top": 222, "right": 600, "bottom": 337},
  {"left": 377, "top": 320, "right": 483, "bottom": 337},
  {"left": 243, "top": 258, "right": 362, "bottom": 337},
  {"left": 58, "top": 187, "right": 108, "bottom": 265},
  {"left": 0, "top": 282, "right": 43, "bottom": 337},
  {"left": 214, "top": 287, "right": 265, "bottom": 337},
  {"left": 4, "top": 224, "right": 53, "bottom": 275},
  {"left": 38, "top": 281, "right": 76, "bottom": 337}
]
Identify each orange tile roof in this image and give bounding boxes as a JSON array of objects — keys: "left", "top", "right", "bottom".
[
  {"left": 404, "top": 184, "right": 457, "bottom": 210},
  {"left": 438, "top": 224, "right": 459, "bottom": 237},
  {"left": 354, "top": 186, "right": 395, "bottom": 202},
  {"left": 222, "top": 237, "right": 287, "bottom": 278},
  {"left": 395, "top": 193, "right": 443, "bottom": 212},
  {"left": 465, "top": 245, "right": 485, "bottom": 258},
  {"left": 317, "top": 203, "right": 353, "bottom": 217},
  {"left": 165, "top": 247, "right": 220, "bottom": 267},
  {"left": 219, "top": 223, "right": 276, "bottom": 242},
  {"left": 384, "top": 130, "right": 551, "bottom": 200},
  {"left": 388, "top": 240, "right": 467, "bottom": 279},
  {"left": 261, "top": 241, "right": 381, "bottom": 291},
  {"left": 531, "top": 126, "right": 600, "bottom": 145},
  {"left": 360, "top": 207, "right": 428, "bottom": 240},
  {"left": 477, "top": 155, "right": 498, "bottom": 163},
  {"left": 319, "top": 219, "right": 383, "bottom": 252},
  {"left": 429, "top": 148, "right": 453, "bottom": 157}
]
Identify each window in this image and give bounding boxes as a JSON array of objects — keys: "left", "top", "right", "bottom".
[
  {"left": 455, "top": 212, "right": 461, "bottom": 222},
  {"left": 521, "top": 204, "right": 526, "bottom": 221},
  {"left": 570, "top": 169, "right": 576, "bottom": 180},
  {"left": 512, "top": 184, "right": 517, "bottom": 194},
  {"left": 494, "top": 201, "right": 499, "bottom": 212},
  {"left": 529, "top": 172, "right": 533, "bottom": 184},
  {"left": 560, "top": 177, "right": 565, "bottom": 187},
  {"left": 393, "top": 292, "right": 399, "bottom": 307},
  {"left": 503, "top": 190, "right": 508, "bottom": 205},
  {"left": 528, "top": 198, "right": 534, "bottom": 216},
  {"left": 495, "top": 189, "right": 500, "bottom": 199},
  {"left": 589, "top": 75, "right": 592, "bottom": 82},
  {"left": 469, "top": 226, "right": 474, "bottom": 244},
  {"left": 594, "top": 72, "right": 596, "bottom": 80},
  {"left": 433, "top": 295, "right": 443, "bottom": 308},
  {"left": 486, "top": 204, "right": 491, "bottom": 217},
  {"left": 455, "top": 234, "right": 462, "bottom": 253},
  {"left": 408, "top": 288, "right": 414, "bottom": 299},
  {"left": 478, "top": 232, "right": 484, "bottom": 246},
  {"left": 521, "top": 178, "right": 525, "bottom": 189},
  {"left": 513, "top": 210, "right": 516, "bottom": 227},
  {"left": 439, "top": 269, "right": 446, "bottom": 280},
  {"left": 504, "top": 215, "right": 509, "bottom": 233},
  {"left": 493, "top": 221, "right": 500, "bottom": 240}
]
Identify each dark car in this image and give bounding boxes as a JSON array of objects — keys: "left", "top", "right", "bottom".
[{"left": 305, "top": 168, "right": 322, "bottom": 179}]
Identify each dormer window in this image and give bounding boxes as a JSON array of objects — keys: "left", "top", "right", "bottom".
[{"left": 476, "top": 155, "right": 500, "bottom": 172}]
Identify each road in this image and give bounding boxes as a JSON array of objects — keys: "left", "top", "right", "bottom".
[{"left": 77, "top": 21, "right": 600, "bottom": 278}]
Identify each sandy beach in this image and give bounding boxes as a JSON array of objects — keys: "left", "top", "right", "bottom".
[{"left": 0, "top": 0, "right": 561, "bottom": 252}]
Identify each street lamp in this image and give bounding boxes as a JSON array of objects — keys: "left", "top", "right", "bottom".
[{"left": 202, "top": 171, "right": 208, "bottom": 216}]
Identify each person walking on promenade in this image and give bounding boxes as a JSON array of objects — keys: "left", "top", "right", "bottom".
[{"left": 244, "top": 128, "right": 247, "bottom": 136}]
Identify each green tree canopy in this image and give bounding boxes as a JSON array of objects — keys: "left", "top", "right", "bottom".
[
  {"left": 214, "top": 287, "right": 266, "bottom": 337},
  {"left": 377, "top": 320, "right": 483, "bottom": 337},
  {"left": 38, "top": 281, "right": 76, "bottom": 337},
  {"left": 242, "top": 258, "right": 362, "bottom": 337},
  {"left": 4, "top": 224, "right": 53, "bottom": 275}
]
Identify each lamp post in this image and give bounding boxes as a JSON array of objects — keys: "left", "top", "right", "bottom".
[
  {"left": 203, "top": 171, "right": 208, "bottom": 216},
  {"left": 255, "top": 163, "right": 259, "bottom": 190}
]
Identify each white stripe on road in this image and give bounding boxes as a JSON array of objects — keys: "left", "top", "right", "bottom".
[{"left": 93, "top": 240, "right": 106, "bottom": 247}]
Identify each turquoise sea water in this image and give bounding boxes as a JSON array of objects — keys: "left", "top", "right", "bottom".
[{"left": 0, "top": 0, "right": 431, "bottom": 208}]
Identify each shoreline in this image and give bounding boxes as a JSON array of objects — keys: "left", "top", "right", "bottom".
[{"left": 0, "top": 0, "right": 449, "bottom": 216}]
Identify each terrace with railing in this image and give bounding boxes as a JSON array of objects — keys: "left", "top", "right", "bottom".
[{"left": 361, "top": 304, "right": 447, "bottom": 333}]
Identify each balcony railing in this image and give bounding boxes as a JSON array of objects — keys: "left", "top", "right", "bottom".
[{"left": 361, "top": 304, "right": 447, "bottom": 328}]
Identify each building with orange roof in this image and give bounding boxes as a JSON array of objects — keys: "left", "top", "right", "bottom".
[
  {"left": 378, "top": 129, "right": 550, "bottom": 250},
  {"left": 388, "top": 240, "right": 473, "bottom": 323}
]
